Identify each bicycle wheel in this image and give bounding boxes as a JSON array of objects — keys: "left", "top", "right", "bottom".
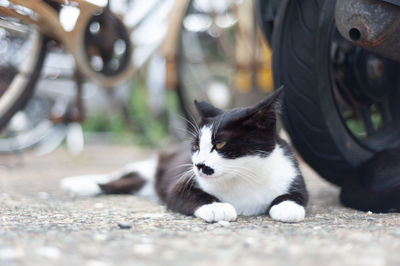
[
  {"left": 177, "top": 0, "right": 272, "bottom": 121},
  {"left": 0, "top": 95, "right": 62, "bottom": 153},
  {"left": 270, "top": 0, "right": 400, "bottom": 185},
  {"left": 0, "top": 15, "right": 47, "bottom": 130}
]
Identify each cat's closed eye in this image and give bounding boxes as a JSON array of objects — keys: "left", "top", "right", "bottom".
[{"left": 215, "top": 141, "right": 226, "bottom": 150}]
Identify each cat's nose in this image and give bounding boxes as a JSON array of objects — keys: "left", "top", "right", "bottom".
[
  {"left": 195, "top": 163, "right": 214, "bottom": 175},
  {"left": 195, "top": 163, "right": 205, "bottom": 170}
]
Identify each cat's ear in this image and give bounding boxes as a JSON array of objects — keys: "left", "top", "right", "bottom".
[
  {"left": 194, "top": 100, "right": 223, "bottom": 119},
  {"left": 251, "top": 86, "right": 283, "bottom": 114},
  {"left": 242, "top": 86, "right": 284, "bottom": 129}
]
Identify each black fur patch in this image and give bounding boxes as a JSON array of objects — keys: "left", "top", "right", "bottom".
[
  {"left": 195, "top": 163, "right": 214, "bottom": 175},
  {"left": 193, "top": 88, "right": 283, "bottom": 159},
  {"left": 155, "top": 145, "right": 219, "bottom": 215}
]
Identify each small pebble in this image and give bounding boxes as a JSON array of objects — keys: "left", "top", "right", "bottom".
[
  {"left": 38, "top": 192, "right": 49, "bottom": 199},
  {"left": 206, "top": 224, "right": 216, "bottom": 230},
  {"left": 94, "top": 203, "right": 104, "bottom": 209},
  {"left": 133, "top": 244, "right": 154, "bottom": 256},
  {"left": 36, "top": 246, "right": 61, "bottom": 260},
  {"left": 93, "top": 234, "right": 107, "bottom": 242},
  {"left": 117, "top": 221, "right": 132, "bottom": 229},
  {"left": 86, "top": 260, "right": 109, "bottom": 266},
  {"left": 218, "top": 221, "right": 230, "bottom": 227},
  {"left": 0, "top": 248, "right": 24, "bottom": 260},
  {"left": 244, "top": 237, "right": 256, "bottom": 248}
]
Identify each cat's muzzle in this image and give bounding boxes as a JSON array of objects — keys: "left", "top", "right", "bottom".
[{"left": 195, "top": 163, "right": 215, "bottom": 176}]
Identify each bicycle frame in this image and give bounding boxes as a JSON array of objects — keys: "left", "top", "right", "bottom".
[
  {"left": 0, "top": 0, "right": 134, "bottom": 87},
  {"left": 160, "top": 0, "right": 272, "bottom": 93}
]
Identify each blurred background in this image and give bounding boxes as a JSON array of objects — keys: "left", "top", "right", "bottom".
[
  {"left": 0, "top": 0, "right": 273, "bottom": 157},
  {"left": 1, "top": 2, "right": 400, "bottom": 264},
  {"left": 3, "top": 0, "right": 399, "bottom": 189}
]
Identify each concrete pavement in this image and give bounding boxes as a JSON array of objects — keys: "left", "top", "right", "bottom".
[{"left": 1, "top": 144, "right": 399, "bottom": 266}]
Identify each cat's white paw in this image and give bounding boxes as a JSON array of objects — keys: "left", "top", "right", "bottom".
[
  {"left": 60, "top": 175, "right": 109, "bottom": 197},
  {"left": 194, "top": 202, "right": 237, "bottom": 223},
  {"left": 269, "top": 201, "right": 305, "bottom": 223}
]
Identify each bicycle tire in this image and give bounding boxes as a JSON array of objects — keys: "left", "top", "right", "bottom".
[
  {"left": 177, "top": 0, "right": 269, "bottom": 123},
  {"left": 176, "top": 0, "right": 234, "bottom": 121},
  {"left": 0, "top": 32, "right": 48, "bottom": 130}
]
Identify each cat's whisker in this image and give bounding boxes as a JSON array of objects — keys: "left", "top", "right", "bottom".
[
  {"left": 178, "top": 168, "right": 194, "bottom": 180},
  {"left": 222, "top": 166, "right": 265, "bottom": 186},
  {"left": 183, "top": 113, "right": 200, "bottom": 135},
  {"left": 224, "top": 163, "right": 265, "bottom": 178},
  {"left": 176, "top": 175, "right": 193, "bottom": 193},
  {"left": 214, "top": 166, "right": 255, "bottom": 185},
  {"left": 176, "top": 167, "right": 195, "bottom": 184},
  {"left": 180, "top": 139, "right": 195, "bottom": 146},
  {"left": 170, "top": 163, "right": 193, "bottom": 171},
  {"left": 232, "top": 171, "right": 261, "bottom": 186},
  {"left": 177, "top": 170, "right": 196, "bottom": 193},
  {"left": 187, "top": 112, "right": 201, "bottom": 134},
  {"left": 173, "top": 126, "right": 197, "bottom": 139},
  {"left": 186, "top": 174, "right": 196, "bottom": 193},
  {"left": 177, "top": 114, "right": 200, "bottom": 136},
  {"left": 237, "top": 172, "right": 265, "bottom": 186}
]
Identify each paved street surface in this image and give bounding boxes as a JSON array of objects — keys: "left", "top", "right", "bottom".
[{"left": 1, "top": 144, "right": 400, "bottom": 266}]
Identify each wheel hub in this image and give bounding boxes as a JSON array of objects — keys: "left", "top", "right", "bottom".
[
  {"left": 348, "top": 48, "right": 398, "bottom": 103},
  {"left": 330, "top": 26, "right": 400, "bottom": 151},
  {"left": 84, "top": 9, "right": 131, "bottom": 77}
]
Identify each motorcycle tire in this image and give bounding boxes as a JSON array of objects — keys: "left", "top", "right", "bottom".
[{"left": 271, "top": 0, "right": 400, "bottom": 186}]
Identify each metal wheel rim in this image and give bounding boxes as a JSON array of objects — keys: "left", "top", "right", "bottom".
[{"left": 329, "top": 24, "right": 400, "bottom": 152}]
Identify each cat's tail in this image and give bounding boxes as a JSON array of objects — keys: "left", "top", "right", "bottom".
[{"left": 60, "top": 158, "right": 158, "bottom": 198}]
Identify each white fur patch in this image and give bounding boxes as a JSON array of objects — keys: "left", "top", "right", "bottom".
[
  {"left": 194, "top": 202, "right": 237, "bottom": 222},
  {"left": 60, "top": 158, "right": 158, "bottom": 198},
  {"left": 123, "top": 158, "right": 158, "bottom": 199},
  {"left": 192, "top": 126, "right": 299, "bottom": 216},
  {"left": 60, "top": 174, "right": 107, "bottom": 197},
  {"left": 269, "top": 201, "right": 305, "bottom": 223}
]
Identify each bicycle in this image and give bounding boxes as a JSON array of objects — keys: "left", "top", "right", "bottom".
[
  {"left": 0, "top": 0, "right": 134, "bottom": 126},
  {"left": 0, "top": 0, "right": 173, "bottom": 153},
  {"left": 0, "top": 0, "right": 274, "bottom": 154},
  {"left": 169, "top": 0, "right": 274, "bottom": 121}
]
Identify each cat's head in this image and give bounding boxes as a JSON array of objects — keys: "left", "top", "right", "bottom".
[{"left": 191, "top": 87, "right": 283, "bottom": 182}]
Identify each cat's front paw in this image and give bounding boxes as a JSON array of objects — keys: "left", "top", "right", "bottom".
[
  {"left": 194, "top": 202, "right": 237, "bottom": 223},
  {"left": 269, "top": 201, "right": 305, "bottom": 223}
]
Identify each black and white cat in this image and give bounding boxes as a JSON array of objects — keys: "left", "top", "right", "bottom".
[{"left": 61, "top": 88, "right": 308, "bottom": 223}]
